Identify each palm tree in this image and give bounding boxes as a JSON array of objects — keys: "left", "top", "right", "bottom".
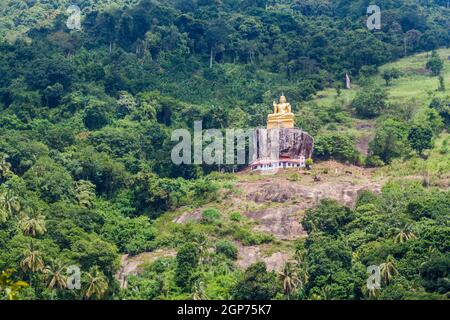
[
  {"left": 75, "top": 180, "right": 96, "bottom": 208},
  {"left": 0, "top": 269, "right": 28, "bottom": 300},
  {"left": 393, "top": 223, "right": 417, "bottom": 243},
  {"left": 293, "top": 245, "right": 306, "bottom": 265},
  {"left": 0, "top": 206, "right": 7, "bottom": 223},
  {"left": 367, "top": 286, "right": 381, "bottom": 298},
  {"left": 20, "top": 242, "right": 45, "bottom": 285},
  {"left": 0, "top": 155, "right": 12, "bottom": 181},
  {"left": 380, "top": 255, "right": 399, "bottom": 285},
  {"left": 278, "top": 261, "right": 301, "bottom": 299},
  {"left": 44, "top": 260, "right": 67, "bottom": 290},
  {"left": 84, "top": 267, "right": 108, "bottom": 300},
  {"left": 319, "top": 286, "right": 335, "bottom": 300},
  {"left": 0, "top": 189, "right": 21, "bottom": 222},
  {"left": 18, "top": 209, "right": 46, "bottom": 236},
  {"left": 192, "top": 280, "right": 208, "bottom": 300},
  {"left": 298, "top": 266, "right": 310, "bottom": 288},
  {"left": 197, "top": 237, "right": 210, "bottom": 267}
]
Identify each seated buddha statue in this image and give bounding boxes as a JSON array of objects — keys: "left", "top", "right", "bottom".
[{"left": 267, "top": 94, "right": 295, "bottom": 129}]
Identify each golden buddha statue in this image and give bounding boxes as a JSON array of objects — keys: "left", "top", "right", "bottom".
[{"left": 267, "top": 94, "right": 295, "bottom": 129}]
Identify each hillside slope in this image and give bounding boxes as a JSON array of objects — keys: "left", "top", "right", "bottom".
[{"left": 119, "top": 50, "right": 449, "bottom": 293}]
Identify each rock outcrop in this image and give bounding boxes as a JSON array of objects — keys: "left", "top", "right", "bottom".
[
  {"left": 244, "top": 205, "right": 306, "bottom": 240},
  {"left": 251, "top": 128, "right": 314, "bottom": 162}
]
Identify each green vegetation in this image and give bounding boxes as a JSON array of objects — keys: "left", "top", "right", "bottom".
[{"left": 0, "top": 0, "right": 448, "bottom": 300}]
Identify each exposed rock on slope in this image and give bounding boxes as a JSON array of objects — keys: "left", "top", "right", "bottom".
[
  {"left": 122, "top": 161, "right": 382, "bottom": 275},
  {"left": 252, "top": 128, "right": 314, "bottom": 161},
  {"left": 244, "top": 180, "right": 381, "bottom": 208},
  {"left": 244, "top": 205, "right": 305, "bottom": 240}
]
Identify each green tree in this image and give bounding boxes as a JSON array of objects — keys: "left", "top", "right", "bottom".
[
  {"left": 303, "top": 199, "right": 354, "bottom": 235},
  {"left": 278, "top": 261, "right": 301, "bottom": 299},
  {"left": 23, "top": 157, "right": 74, "bottom": 203},
  {"left": 215, "top": 240, "right": 238, "bottom": 260},
  {"left": 382, "top": 68, "right": 401, "bottom": 86},
  {"left": 20, "top": 242, "right": 45, "bottom": 285},
  {"left": 0, "top": 155, "right": 13, "bottom": 182},
  {"left": 369, "top": 119, "right": 411, "bottom": 163},
  {"left": 437, "top": 76, "right": 445, "bottom": 92},
  {"left": 392, "top": 222, "right": 417, "bottom": 243},
  {"left": 83, "top": 267, "right": 108, "bottom": 300},
  {"left": 44, "top": 260, "right": 67, "bottom": 290},
  {"left": 18, "top": 210, "right": 47, "bottom": 237},
  {"left": 314, "top": 133, "right": 360, "bottom": 163},
  {"left": 408, "top": 125, "right": 434, "bottom": 155},
  {"left": 426, "top": 51, "right": 443, "bottom": 76},
  {"left": 232, "top": 262, "right": 281, "bottom": 300},
  {"left": 0, "top": 188, "right": 21, "bottom": 223},
  {"left": 192, "top": 280, "right": 208, "bottom": 300},
  {"left": 175, "top": 243, "right": 199, "bottom": 290},
  {"left": 352, "top": 86, "right": 388, "bottom": 118},
  {"left": 380, "top": 255, "right": 399, "bottom": 285},
  {"left": 0, "top": 269, "right": 28, "bottom": 300},
  {"left": 75, "top": 180, "right": 96, "bottom": 209}
]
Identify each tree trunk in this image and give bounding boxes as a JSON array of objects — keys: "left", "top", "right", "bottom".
[
  {"left": 403, "top": 37, "right": 407, "bottom": 56},
  {"left": 210, "top": 47, "right": 213, "bottom": 68}
]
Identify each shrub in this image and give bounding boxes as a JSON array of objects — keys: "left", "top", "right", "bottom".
[
  {"left": 230, "top": 212, "right": 242, "bottom": 222},
  {"left": 215, "top": 240, "right": 238, "bottom": 260},
  {"left": 233, "top": 227, "right": 273, "bottom": 246},
  {"left": 305, "top": 158, "right": 314, "bottom": 169},
  {"left": 352, "top": 86, "right": 388, "bottom": 118},
  {"left": 314, "top": 133, "right": 360, "bottom": 163},
  {"left": 303, "top": 199, "right": 354, "bottom": 234},
  {"left": 408, "top": 125, "right": 434, "bottom": 154},
  {"left": 365, "top": 155, "right": 385, "bottom": 167},
  {"left": 232, "top": 262, "right": 281, "bottom": 300},
  {"left": 426, "top": 51, "right": 443, "bottom": 76},
  {"left": 369, "top": 118, "right": 411, "bottom": 163},
  {"left": 201, "top": 208, "right": 221, "bottom": 224},
  {"left": 382, "top": 68, "right": 401, "bottom": 86},
  {"left": 175, "top": 243, "right": 199, "bottom": 290}
]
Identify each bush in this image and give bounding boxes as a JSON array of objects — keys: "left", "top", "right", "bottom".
[
  {"left": 233, "top": 227, "right": 273, "bottom": 246},
  {"left": 287, "top": 173, "right": 301, "bottom": 181},
  {"left": 369, "top": 118, "right": 411, "bottom": 163},
  {"left": 408, "top": 125, "right": 434, "bottom": 154},
  {"left": 230, "top": 212, "right": 242, "bottom": 222},
  {"left": 365, "top": 155, "right": 385, "bottom": 167},
  {"left": 215, "top": 240, "right": 238, "bottom": 260},
  {"left": 426, "top": 51, "right": 443, "bottom": 76},
  {"left": 352, "top": 86, "right": 388, "bottom": 118},
  {"left": 175, "top": 243, "right": 199, "bottom": 290},
  {"left": 101, "top": 216, "right": 155, "bottom": 255},
  {"left": 314, "top": 133, "right": 360, "bottom": 163},
  {"left": 303, "top": 199, "right": 354, "bottom": 234},
  {"left": 382, "top": 68, "right": 401, "bottom": 86},
  {"left": 232, "top": 262, "right": 281, "bottom": 300},
  {"left": 201, "top": 208, "right": 221, "bottom": 224}
]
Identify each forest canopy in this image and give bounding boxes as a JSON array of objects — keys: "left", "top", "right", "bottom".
[{"left": 0, "top": 0, "right": 449, "bottom": 300}]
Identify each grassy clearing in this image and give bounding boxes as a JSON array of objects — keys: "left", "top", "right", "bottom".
[
  {"left": 312, "top": 48, "right": 450, "bottom": 112},
  {"left": 376, "top": 131, "right": 449, "bottom": 187},
  {"left": 376, "top": 48, "right": 450, "bottom": 107}
]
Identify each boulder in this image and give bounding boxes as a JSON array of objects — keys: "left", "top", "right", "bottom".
[{"left": 252, "top": 128, "right": 314, "bottom": 162}]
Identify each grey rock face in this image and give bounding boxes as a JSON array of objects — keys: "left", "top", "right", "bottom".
[
  {"left": 244, "top": 205, "right": 306, "bottom": 240},
  {"left": 251, "top": 128, "right": 314, "bottom": 162}
]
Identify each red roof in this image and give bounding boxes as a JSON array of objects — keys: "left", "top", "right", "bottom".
[{"left": 250, "top": 158, "right": 305, "bottom": 166}]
